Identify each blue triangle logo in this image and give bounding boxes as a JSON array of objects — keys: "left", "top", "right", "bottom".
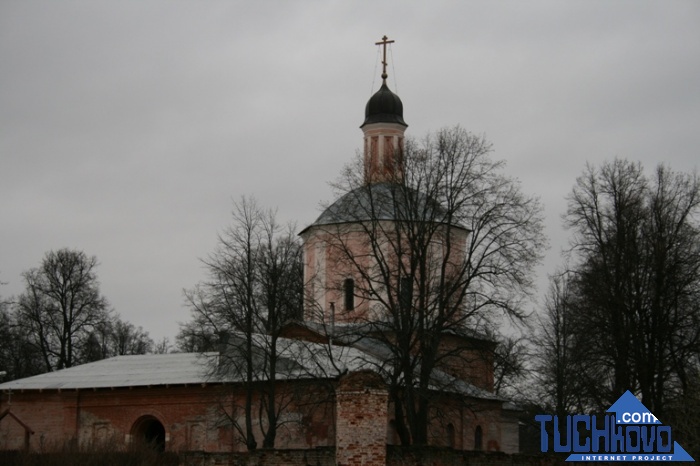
[
  {"left": 671, "top": 441, "right": 695, "bottom": 462},
  {"left": 606, "top": 390, "right": 660, "bottom": 424},
  {"left": 551, "top": 391, "right": 696, "bottom": 461}
]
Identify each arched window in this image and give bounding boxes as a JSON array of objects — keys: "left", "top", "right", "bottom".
[
  {"left": 446, "top": 423, "right": 456, "bottom": 448},
  {"left": 344, "top": 278, "right": 355, "bottom": 311},
  {"left": 474, "top": 425, "right": 483, "bottom": 451}
]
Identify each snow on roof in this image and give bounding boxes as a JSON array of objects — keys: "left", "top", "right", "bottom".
[
  {"left": 0, "top": 336, "right": 378, "bottom": 392},
  {"left": 0, "top": 332, "right": 501, "bottom": 402},
  {"left": 218, "top": 332, "right": 378, "bottom": 381},
  {"left": 0, "top": 352, "right": 218, "bottom": 391}
]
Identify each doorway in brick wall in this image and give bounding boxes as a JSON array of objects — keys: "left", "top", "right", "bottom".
[{"left": 131, "top": 415, "right": 166, "bottom": 452}]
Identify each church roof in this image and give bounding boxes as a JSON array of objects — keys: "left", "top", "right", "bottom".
[
  {"left": 0, "top": 332, "right": 499, "bottom": 401},
  {"left": 0, "top": 352, "right": 217, "bottom": 391},
  {"left": 301, "top": 182, "right": 468, "bottom": 234},
  {"left": 361, "top": 82, "right": 407, "bottom": 127},
  {"left": 0, "top": 337, "right": 377, "bottom": 391},
  {"left": 278, "top": 321, "right": 503, "bottom": 401}
]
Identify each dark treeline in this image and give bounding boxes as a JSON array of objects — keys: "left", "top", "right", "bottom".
[{"left": 531, "top": 159, "right": 700, "bottom": 455}]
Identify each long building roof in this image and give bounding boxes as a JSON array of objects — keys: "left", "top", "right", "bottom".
[
  {"left": 0, "top": 352, "right": 217, "bottom": 391},
  {"left": 0, "top": 336, "right": 375, "bottom": 391},
  {"left": 0, "top": 333, "right": 501, "bottom": 402}
]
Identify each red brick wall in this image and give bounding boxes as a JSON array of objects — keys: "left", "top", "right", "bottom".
[
  {"left": 0, "top": 383, "right": 336, "bottom": 453},
  {"left": 436, "top": 334, "right": 495, "bottom": 392},
  {"left": 1, "top": 368, "right": 516, "bottom": 459},
  {"left": 0, "top": 392, "right": 73, "bottom": 450},
  {"left": 0, "top": 412, "right": 31, "bottom": 450},
  {"left": 335, "top": 371, "right": 388, "bottom": 466}
]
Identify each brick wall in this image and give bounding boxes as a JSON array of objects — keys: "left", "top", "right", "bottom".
[
  {"left": 1, "top": 367, "right": 519, "bottom": 461},
  {"left": 335, "top": 371, "right": 388, "bottom": 466},
  {"left": 436, "top": 333, "right": 495, "bottom": 392},
  {"left": 0, "top": 391, "right": 73, "bottom": 450},
  {"left": 0, "top": 382, "right": 336, "bottom": 453}
]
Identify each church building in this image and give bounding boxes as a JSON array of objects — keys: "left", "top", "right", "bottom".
[{"left": 0, "top": 37, "right": 520, "bottom": 465}]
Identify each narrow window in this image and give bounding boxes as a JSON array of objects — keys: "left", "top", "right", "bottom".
[
  {"left": 474, "top": 425, "right": 483, "bottom": 451},
  {"left": 344, "top": 278, "right": 355, "bottom": 311},
  {"left": 447, "top": 423, "right": 456, "bottom": 448}
]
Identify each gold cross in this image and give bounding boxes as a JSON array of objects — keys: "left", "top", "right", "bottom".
[{"left": 375, "top": 35, "right": 395, "bottom": 82}]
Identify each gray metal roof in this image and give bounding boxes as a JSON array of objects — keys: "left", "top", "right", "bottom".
[
  {"left": 345, "top": 334, "right": 503, "bottom": 401},
  {"left": 278, "top": 322, "right": 503, "bottom": 401},
  {"left": 217, "top": 331, "right": 379, "bottom": 381},
  {"left": 0, "top": 336, "right": 379, "bottom": 392},
  {"left": 301, "top": 183, "right": 468, "bottom": 234},
  {"left": 0, "top": 332, "right": 499, "bottom": 402},
  {"left": 0, "top": 352, "right": 218, "bottom": 391}
]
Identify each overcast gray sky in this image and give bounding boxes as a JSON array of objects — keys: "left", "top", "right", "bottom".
[{"left": 1, "top": 1, "right": 698, "bottom": 344}]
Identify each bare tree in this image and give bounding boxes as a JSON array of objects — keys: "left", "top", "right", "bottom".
[
  {"left": 533, "top": 271, "right": 598, "bottom": 417},
  {"left": 314, "top": 126, "right": 546, "bottom": 444},
  {"left": 492, "top": 335, "right": 529, "bottom": 398},
  {"left": 176, "top": 319, "right": 218, "bottom": 353},
  {"left": 82, "top": 316, "right": 154, "bottom": 359},
  {"left": 181, "top": 197, "right": 303, "bottom": 451},
  {"left": 108, "top": 317, "right": 154, "bottom": 355},
  {"left": 152, "top": 337, "right": 172, "bottom": 354},
  {"left": 0, "top": 295, "right": 43, "bottom": 381},
  {"left": 2, "top": 278, "right": 150, "bottom": 379},
  {"left": 666, "top": 373, "right": 700, "bottom": 459},
  {"left": 558, "top": 159, "right": 700, "bottom": 415},
  {"left": 16, "top": 248, "right": 111, "bottom": 371},
  {"left": 54, "top": 312, "right": 154, "bottom": 364}
]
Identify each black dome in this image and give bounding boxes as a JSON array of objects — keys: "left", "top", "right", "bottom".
[{"left": 361, "top": 83, "right": 407, "bottom": 127}]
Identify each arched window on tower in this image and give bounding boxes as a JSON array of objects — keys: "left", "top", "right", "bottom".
[{"left": 344, "top": 278, "right": 355, "bottom": 311}]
